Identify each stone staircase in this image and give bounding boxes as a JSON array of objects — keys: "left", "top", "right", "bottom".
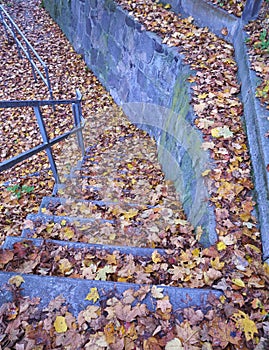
[{"left": 0, "top": 121, "right": 222, "bottom": 318}]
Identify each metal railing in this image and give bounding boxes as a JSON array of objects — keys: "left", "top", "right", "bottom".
[
  {"left": 0, "top": 90, "right": 85, "bottom": 184},
  {"left": 0, "top": 5, "right": 53, "bottom": 100}
]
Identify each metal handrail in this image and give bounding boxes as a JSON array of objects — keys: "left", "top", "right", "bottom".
[
  {"left": 0, "top": 5, "right": 53, "bottom": 100},
  {"left": 0, "top": 90, "right": 85, "bottom": 184}
]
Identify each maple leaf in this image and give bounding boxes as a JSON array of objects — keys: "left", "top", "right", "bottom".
[
  {"left": 232, "top": 310, "right": 258, "bottom": 341},
  {"left": 95, "top": 265, "right": 116, "bottom": 281},
  {"left": 175, "top": 320, "right": 200, "bottom": 346},
  {"left": 85, "top": 287, "right": 100, "bottom": 303},
  {"left": 82, "top": 305, "right": 100, "bottom": 322},
  {"left": 168, "top": 265, "right": 184, "bottom": 281},
  {"left": 210, "top": 257, "right": 225, "bottom": 270},
  {"left": 151, "top": 285, "right": 164, "bottom": 299},
  {"left": 156, "top": 296, "right": 172, "bottom": 313},
  {"left": 208, "top": 317, "right": 241, "bottom": 348},
  {"left": 217, "top": 241, "right": 227, "bottom": 251}
]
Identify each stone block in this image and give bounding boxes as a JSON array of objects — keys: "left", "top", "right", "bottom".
[
  {"left": 109, "top": 10, "right": 126, "bottom": 43},
  {"left": 137, "top": 32, "right": 155, "bottom": 63},
  {"left": 107, "top": 36, "right": 122, "bottom": 63},
  {"left": 85, "top": 17, "right": 92, "bottom": 37}
]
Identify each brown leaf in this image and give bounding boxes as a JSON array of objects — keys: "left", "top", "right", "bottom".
[{"left": 0, "top": 249, "right": 14, "bottom": 264}]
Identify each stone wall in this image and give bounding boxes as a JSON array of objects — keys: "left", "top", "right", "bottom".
[{"left": 43, "top": 0, "right": 217, "bottom": 246}]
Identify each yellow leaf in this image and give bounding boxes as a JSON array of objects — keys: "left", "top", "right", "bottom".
[
  {"left": 263, "top": 262, "right": 269, "bottom": 276},
  {"left": 211, "top": 128, "right": 220, "bottom": 138},
  {"left": 164, "top": 3, "right": 171, "bottom": 9},
  {"left": 123, "top": 208, "right": 138, "bottom": 220},
  {"left": 211, "top": 257, "right": 225, "bottom": 270},
  {"left": 220, "top": 295, "right": 226, "bottom": 304},
  {"left": 63, "top": 227, "right": 74, "bottom": 239},
  {"left": 54, "top": 316, "right": 67, "bottom": 333},
  {"left": 198, "top": 92, "right": 208, "bottom": 99},
  {"left": 105, "top": 254, "right": 117, "bottom": 265},
  {"left": 202, "top": 169, "right": 211, "bottom": 176},
  {"left": 232, "top": 310, "right": 258, "bottom": 341},
  {"left": 192, "top": 248, "right": 200, "bottom": 257},
  {"left": 85, "top": 287, "right": 100, "bottom": 303},
  {"left": 127, "top": 163, "right": 133, "bottom": 169},
  {"left": 245, "top": 244, "right": 261, "bottom": 254},
  {"left": 174, "top": 219, "right": 188, "bottom": 226},
  {"left": 152, "top": 250, "right": 162, "bottom": 263},
  {"left": 232, "top": 278, "right": 245, "bottom": 288},
  {"left": 217, "top": 241, "right": 227, "bottom": 251},
  {"left": 8, "top": 275, "right": 25, "bottom": 287}
]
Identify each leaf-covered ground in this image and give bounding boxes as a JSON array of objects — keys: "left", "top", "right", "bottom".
[
  {"left": 0, "top": 0, "right": 269, "bottom": 349},
  {"left": 206, "top": 0, "right": 246, "bottom": 17}
]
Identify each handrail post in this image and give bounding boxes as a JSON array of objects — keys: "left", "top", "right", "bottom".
[
  {"left": 33, "top": 106, "right": 60, "bottom": 184},
  {"left": 45, "top": 66, "right": 53, "bottom": 101},
  {"left": 71, "top": 90, "right": 85, "bottom": 158},
  {"left": 72, "top": 102, "right": 85, "bottom": 158}
]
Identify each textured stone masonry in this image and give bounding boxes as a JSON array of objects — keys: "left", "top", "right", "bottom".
[{"left": 43, "top": 0, "right": 223, "bottom": 246}]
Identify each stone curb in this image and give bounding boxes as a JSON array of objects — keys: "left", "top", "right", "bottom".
[
  {"left": 167, "top": 0, "right": 269, "bottom": 262},
  {"left": 0, "top": 271, "right": 222, "bottom": 316}
]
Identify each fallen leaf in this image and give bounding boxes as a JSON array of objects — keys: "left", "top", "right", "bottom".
[
  {"left": 8, "top": 275, "right": 25, "bottom": 287},
  {"left": 211, "top": 126, "right": 233, "bottom": 138},
  {"left": 0, "top": 249, "right": 14, "bottom": 264},
  {"left": 232, "top": 310, "right": 258, "bottom": 341},
  {"left": 85, "top": 287, "right": 100, "bottom": 303},
  {"left": 232, "top": 278, "right": 245, "bottom": 288},
  {"left": 54, "top": 315, "right": 67, "bottom": 333},
  {"left": 165, "top": 338, "right": 183, "bottom": 350},
  {"left": 152, "top": 250, "right": 162, "bottom": 263}
]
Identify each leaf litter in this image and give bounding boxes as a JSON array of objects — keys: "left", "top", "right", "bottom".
[{"left": 0, "top": 0, "right": 268, "bottom": 348}]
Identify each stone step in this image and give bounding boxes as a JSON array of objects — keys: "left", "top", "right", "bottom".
[
  {"left": 53, "top": 173, "right": 180, "bottom": 206},
  {"left": 0, "top": 271, "right": 222, "bottom": 316},
  {"left": 37, "top": 197, "right": 192, "bottom": 249},
  {"left": 1, "top": 236, "right": 222, "bottom": 291},
  {"left": 39, "top": 196, "right": 152, "bottom": 217},
  {"left": 2, "top": 236, "right": 166, "bottom": 259},
  {"left": 22, "top": 213, "right": 121, "bottom": 245}
]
